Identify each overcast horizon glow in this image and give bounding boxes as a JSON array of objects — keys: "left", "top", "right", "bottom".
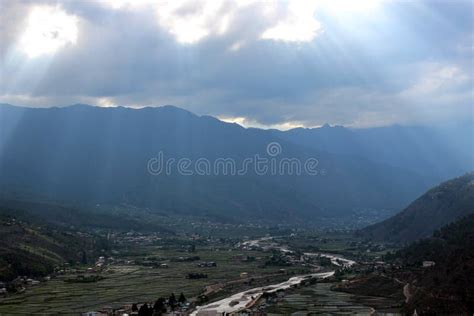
[{"left": 0, "top": 0, "right": 472, "bottom": 128}]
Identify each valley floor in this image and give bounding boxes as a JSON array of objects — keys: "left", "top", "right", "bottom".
[{"left": 0, "top": 231, "right": 401, "bottom": 315}]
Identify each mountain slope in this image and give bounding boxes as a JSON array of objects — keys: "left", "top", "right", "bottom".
[
  {"left": 0, "top": 211, "right": 106, "bottom": 282},
  {"left": 394, "top": 214, "right": 474, "bottom": 314},
  {"left": 359, "top": 172, "right": 474, "bottom": 243},
  {"left": 0, "top": 104, "right": 434, "bottom": 223},
  {"left": 339, "top": 214, "right": 474, "bottom": 314},
  {"left": 0, "top": 199, "right": 175, "bottom": 233}
]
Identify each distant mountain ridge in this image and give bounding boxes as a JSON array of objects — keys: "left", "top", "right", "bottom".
[
  {"left": 273, "top": 123, "right": 473, "bottom": 180},
  {"left": 0, "top": 103, "right": 470, "bottom": 224},
  {"left": 359, "top": 172, "right": 474, "bottom": 243}
]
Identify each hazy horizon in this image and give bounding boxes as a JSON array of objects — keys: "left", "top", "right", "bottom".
[{"left": 2, "top": 102, "right": 473, "bottom": 131}]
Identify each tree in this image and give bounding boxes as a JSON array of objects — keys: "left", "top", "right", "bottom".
[
  {"left": 168, "top": 293, "right": 177, "bottom": 310},
  {"left": 178, "top": 292, "right": 186, "bottom": 304},
  {"left": 153, "top": 297, "right": 166, "bottom": 314},
  {"left": 81, "top": 250, "right": 87, "bottom": 265},
  {"left": 138, "top": 303, "right": 151, "bottom": 316}
]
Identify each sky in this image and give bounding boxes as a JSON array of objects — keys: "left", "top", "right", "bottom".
[{"left": 0, "top": 0, "right": 472, "bottom": 129}]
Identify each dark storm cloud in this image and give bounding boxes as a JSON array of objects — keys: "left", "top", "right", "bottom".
[{"left": 0, "top": 0, "right": 472, "bottom": 128}]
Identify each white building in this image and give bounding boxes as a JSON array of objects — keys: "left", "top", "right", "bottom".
[{"left": 422, "top": 261, "right": 435, "bottom": 268}]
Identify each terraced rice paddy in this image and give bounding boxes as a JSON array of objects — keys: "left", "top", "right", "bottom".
[
  {"left": 263, "top": 283, "right": 401, "bottom": 315},
  {"left": 0, "top": 248, "right": 303, "bottom": 314}
]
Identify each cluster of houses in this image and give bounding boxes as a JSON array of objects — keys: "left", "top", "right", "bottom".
[
  {"left": 196, "top": 261, "right": 217, "bottom": 268},
  {"left": 96, "top": 256, "right": 109, "bottom": 269},
  {"left": 1, "top": 276, "right": 44, "bottom": 295}
]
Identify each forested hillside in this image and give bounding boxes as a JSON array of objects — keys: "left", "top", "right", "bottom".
[{"left": 359, "top": 173, "right": 474, "bottom": 243}]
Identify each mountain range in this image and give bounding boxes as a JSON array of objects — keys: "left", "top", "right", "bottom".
[{"left": 0, "top": 104, "right": 472, "bottom": 224}]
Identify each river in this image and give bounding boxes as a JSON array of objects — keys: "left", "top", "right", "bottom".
[
  {"left": 191, "top": 272, "right": 335, "bottom": 315},
  {"left": 191, "top": 237, "right": 356, "bottom": 315}
]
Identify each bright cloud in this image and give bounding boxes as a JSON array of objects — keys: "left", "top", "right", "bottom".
[
  {"left": 152, "top": 0, "right": 384, "bottom": 44},
  {"left": 404, "top": 64, "right": 470, "bottom": 96},
  {"left": 261, "top": 1, "right": 321, "bottom": 42},
  {"left": 155, "top": 1, "right": 228, "bottom": 44},
  {"left": 95, "top": 0, "right": 391, "bottom": 47},
  {"left": 103, "top": 0, "right": 323, "bottom": 44},
  {"left": 19, "top": 5, "right": 78, "bottom": 58},
  {"left": 317, "top": 0, "right": 384, "bottom": 13},
  {"left": 218, "top": 115, "right": 307, "bottom": 130}
]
